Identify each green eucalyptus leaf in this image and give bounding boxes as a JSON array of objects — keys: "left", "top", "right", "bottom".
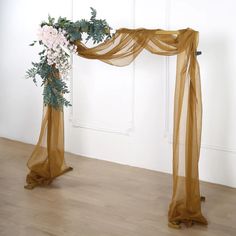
[{"left": 29, "top": 40, "right": 37, "bottom": 46}]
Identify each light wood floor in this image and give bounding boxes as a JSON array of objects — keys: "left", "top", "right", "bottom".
[{"left": 0, "top": 138, "right": 236, "bottom": 236}]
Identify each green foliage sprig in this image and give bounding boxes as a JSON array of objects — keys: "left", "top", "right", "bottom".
[{"left": 40, "top": 8, "right": 112, "bottom": 44}]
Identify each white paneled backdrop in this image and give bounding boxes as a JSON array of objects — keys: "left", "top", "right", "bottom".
[{"left": 0, "top": 0, "right": 236, "bottom": 187}]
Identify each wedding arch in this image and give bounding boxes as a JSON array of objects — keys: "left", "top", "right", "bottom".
[{"left": 25, "top": 10, "right": 207, "bottom": 228}]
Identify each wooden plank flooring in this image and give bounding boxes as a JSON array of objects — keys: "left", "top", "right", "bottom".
[{"left": 0, "top": 138, "right": 236, "bottom": 236}]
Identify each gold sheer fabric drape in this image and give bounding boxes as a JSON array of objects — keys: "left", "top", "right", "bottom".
[
  {"left": 25, "top": 102, "right": 72, "bottom": 189},
  {"left": 75, "top": 28, "right": 207, "bottom": 226},
  {"left": 25, "top": 28, "right": 207, "bottom": 227}
]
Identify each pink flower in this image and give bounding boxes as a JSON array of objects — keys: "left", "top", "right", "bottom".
[{"left": 37, "top": 24, "right": 78, "bottom": 79}]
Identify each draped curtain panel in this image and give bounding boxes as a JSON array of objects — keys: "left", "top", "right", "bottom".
[{"left": 25, "top": 28, "right": 207, "bottom": 227}]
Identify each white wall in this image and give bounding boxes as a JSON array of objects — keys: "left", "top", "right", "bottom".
[{"left": 0, "top": 0, "right": 236, "bottom": 188}]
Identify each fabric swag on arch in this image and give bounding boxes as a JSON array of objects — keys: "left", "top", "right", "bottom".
[{"left": 25, "top": 27, "right": 207, "bottom": 227}]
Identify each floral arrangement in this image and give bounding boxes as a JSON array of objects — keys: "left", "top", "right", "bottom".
[{"left": 26, "top": 8, "right": 112, "bottom": 109}]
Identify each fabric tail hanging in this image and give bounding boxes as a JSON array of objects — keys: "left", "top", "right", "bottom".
[
  {"left": 168, "top": 32, "right": 207, "bottom": 227},
  {"left": 25, "top": 78, "right": 72, "bottom": 189}
]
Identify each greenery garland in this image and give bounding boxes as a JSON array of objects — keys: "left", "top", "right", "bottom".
[{"left": 26, "top": 8, "right": 112, "bottom": 109}]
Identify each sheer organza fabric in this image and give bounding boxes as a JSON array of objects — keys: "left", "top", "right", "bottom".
[
  {"left": 25, "top": 28, "right": 207, "bottom": 227},
  {"left": 25, "top": 106, "right": 72, "bottom": 189}
]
